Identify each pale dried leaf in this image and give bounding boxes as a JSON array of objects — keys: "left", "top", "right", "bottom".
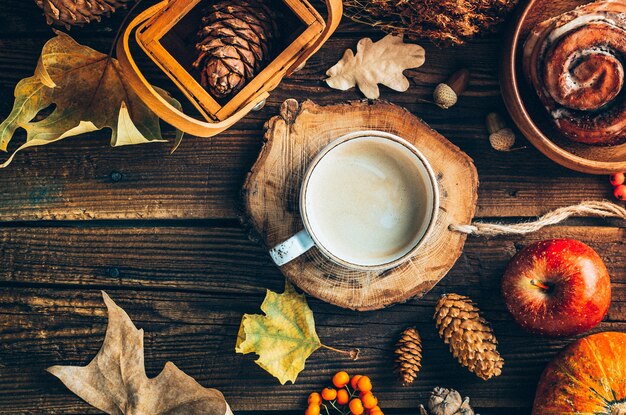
[
  {"left": 47, "top": 292, "right": 231, "bottom": 415},
  {"left": 325, "top": 34, "right": 425, "bottom": 99},
  {"left": 0, "top": 31, "right": 183, "bottom": 167}
]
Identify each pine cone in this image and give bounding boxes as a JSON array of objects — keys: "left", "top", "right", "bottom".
[
  {"left": 193, "top": 0, "right": 278, "bottom": 99},
  {"left": 434, "top": 293, "right": 504, "bottom": 380},
  {"left": 35, "top": 0, "right": 134, "bottom": 28},
  {"left": 394, "top": 327, "right": 422, "bottom": 385},
  {"left": 419, "top": 387, "right": 478, "bottom": 415}
]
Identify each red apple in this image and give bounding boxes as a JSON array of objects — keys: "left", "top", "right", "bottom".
[{"left": 501, "top": 239, "right": 611, "bottom": 337}]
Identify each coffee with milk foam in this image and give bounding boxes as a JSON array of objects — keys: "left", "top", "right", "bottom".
[{"left": 304, "top": 136, "right": 432, "bottom": 266}]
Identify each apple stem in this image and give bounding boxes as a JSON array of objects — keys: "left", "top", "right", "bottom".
[{"left": 530, "top": 279, "right": 551, "bottom": 292}]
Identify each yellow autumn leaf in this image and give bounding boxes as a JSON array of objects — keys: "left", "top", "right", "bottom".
[
  {"left": 236, "top": 281, "right": 359, "bottom": 384},
  {"left": 0, "top": 31, "right": 183, "bottom": 168},
  {"left": 48, "top": 292, "right": 232, "bottom": 415},
  {"left": 236, "top": 281, "right": 322, "bottom": 385}
]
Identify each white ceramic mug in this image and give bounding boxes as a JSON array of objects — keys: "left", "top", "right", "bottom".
[{"left": 269, "top": 130, "right": 439, "bottom": 271}]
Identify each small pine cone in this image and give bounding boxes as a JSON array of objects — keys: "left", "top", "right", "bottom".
[
  {"left": 193, "top": 0, "right": 278, "bottom": 99},
  {"left": 434, "top": 293, "right": 504, "bottom": 380},
  {"left": 423, "top": 387, "right": 477, "bottom": 415},
  {"left": 35, "top": 0, "right": 134, "bottom": 28},
  {"left": 394, "top": 327, "right": 422, "bottom": 385}
]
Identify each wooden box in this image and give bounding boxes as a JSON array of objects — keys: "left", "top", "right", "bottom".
[{"left": 117, "top": 0, "right": 342, "bottom": 137}]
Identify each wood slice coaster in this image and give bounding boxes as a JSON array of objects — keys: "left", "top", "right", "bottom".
[{"left": 243, "top": 99, "right": 478, "bottom": 310}]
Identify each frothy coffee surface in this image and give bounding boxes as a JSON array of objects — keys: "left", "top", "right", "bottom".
[{"left": 305, "top": 136, "right": 431, "bottom": 267}]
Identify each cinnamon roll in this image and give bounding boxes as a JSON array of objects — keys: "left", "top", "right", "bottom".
[{"left": 523, "top": 0, "right": 626, "bottom": 145}]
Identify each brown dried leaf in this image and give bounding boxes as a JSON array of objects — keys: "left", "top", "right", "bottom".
[
  {"left": 47, "top": 292, "right": 232, "bottom": 415},
  {"left": 325, "top": 34, "right": 425, "bottom": 99},
  {"left": 0, "top": 31, "right": 183, "bottom": 167}
]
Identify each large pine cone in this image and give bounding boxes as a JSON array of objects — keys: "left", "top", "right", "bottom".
[
  {"left": 434, "top": 293, "right": 504, "bottom": 380},
  {"left": 35, "top": 0, "right": 134, "bottom": 28},
  {"left": 193, "top": 0, "right": 278, "bottom": 99},
  {"left": 394, "top": 327, "right": 422, "bottom": 386}
]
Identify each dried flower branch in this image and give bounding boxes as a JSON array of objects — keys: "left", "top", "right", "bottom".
[{"left": 343, "top": 0, "right": 519, "bottom": 46}]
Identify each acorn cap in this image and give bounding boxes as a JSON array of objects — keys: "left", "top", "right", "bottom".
[
  {"left": 434, "top": 83, "right": 458, "bottom": 109},
  {"left": 489, "top": 128, "right": 516, "bottom": 151}
]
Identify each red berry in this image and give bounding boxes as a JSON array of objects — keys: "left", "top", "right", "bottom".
[
  {"left": 615, "top": 184, "right": 626, "bottom": 200},
  {"left": 610, "top": 172, "right": 625, "bottom": 186}
]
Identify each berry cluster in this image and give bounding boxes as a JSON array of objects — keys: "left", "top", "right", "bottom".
[
  {"left": 306, "top": 372, "right": 383, "bottom": 415},
  {"left": 610, "top": 173, "right": 626, "bottom": 201}
]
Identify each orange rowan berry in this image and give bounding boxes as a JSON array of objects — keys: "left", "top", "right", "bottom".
[
  {"left": 610, "top": 172, "right": 625, "bottom": 186},
  {"left": 615, "top": 184, "right": 626, "bottom": 200},
  {"left": 361, "top": 392, "right": 378, "bottom": 409},
  {"left": 321, "top": 387, "right": 337, "bottom": 401},
  {"left": 350, "top": 375, "right": 362, "bottom": 389},
  {"left": 356, "top": 376, "right": 372, "bottom": 392},
  {"left": 336, "top": 388, "right": 349, "bottom": 405},
  {"left": 332, "top": 371, "right": 350, "bottom": 388},
  {"left": 305, "top": 404, "right": 320, "bottom": 415},
  {"left": 308, "top": 392, "right": 321, "bottom": 405},
  {"left": 349, "top": 398, "right": 364, "bottom": 415},
  {"left": 370, "top": 408, "right": 384, "bottom": 415}
]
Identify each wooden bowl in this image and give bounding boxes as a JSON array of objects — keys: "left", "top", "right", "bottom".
[{"left": 500, "top": 0, "right": 626, "bottom": 175}]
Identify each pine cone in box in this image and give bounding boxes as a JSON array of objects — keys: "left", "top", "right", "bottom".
[
  {"left": 35, "top": 0, "right": 134, "bottom": 29},
  {"left": 434, "top": 293, "right": 504, "bottom": 380},
  {"left": 193, "top": 0, "right": 278, "bottom": 99},
  {"left": 394, "top": 327, "right": 422, "bottom": 386}
]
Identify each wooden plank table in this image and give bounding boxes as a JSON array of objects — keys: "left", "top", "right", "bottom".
[{"left": 0, "top": 1, "right": 623, "bottom": 414}]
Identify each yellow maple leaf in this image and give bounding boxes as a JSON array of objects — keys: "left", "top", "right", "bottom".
[
  {"left": 236, "top": 281, "right": 358, "bottom": 385},
  {"left": 0, "top": 31, "right": 182, "bottom": 168},
  {"left": 48, "top": 292, "right": 232, "bottom": 415}
]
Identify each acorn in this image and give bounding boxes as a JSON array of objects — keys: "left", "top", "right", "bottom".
[
  {"left": 433, "top": 69, "right": 470, "bottom": 109},
  {"left": 486, "top": 112, "right": 517, "bottom": 151}
]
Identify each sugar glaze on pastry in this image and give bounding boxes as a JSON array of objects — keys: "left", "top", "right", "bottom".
[{"left": 523, "top": 0, "right": 626, "bottom": 145}]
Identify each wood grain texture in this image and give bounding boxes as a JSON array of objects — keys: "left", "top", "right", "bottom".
[
  {"left": 0, "top": 35, "right": 611, "bottom": 221},
  {"left": 0, "top": 225, "right": 624, "bottom": 413},
  {"left": 0, "top": 1, "right": 624, "bottom": 414},
  {"left": 244, "top": 99, "right": 478, "bottom": 310}
]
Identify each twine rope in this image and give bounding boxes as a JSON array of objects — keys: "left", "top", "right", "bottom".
[{"left": 450, "top": 201, "right": 626, "bottom": 236}]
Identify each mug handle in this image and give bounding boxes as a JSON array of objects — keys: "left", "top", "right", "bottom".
[{"left": 269, "top": 230, "right": 315, "bottom": 266}]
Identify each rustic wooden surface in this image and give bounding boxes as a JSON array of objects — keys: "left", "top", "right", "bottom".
[
  {"left": 0, "top": 1, "right": 623, "bottom": 414},
  {"left": 244, "top": 99, "right": 478, "bottom": 310}
]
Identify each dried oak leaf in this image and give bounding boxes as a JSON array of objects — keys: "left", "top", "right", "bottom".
[
  {"left": 48, "top": 292, "right": 232, "bottom": 415},
  {"left": 0, "top": 31, "right": 182, "bottom": 168},
  {"left": 325, "top": 34, "right": 425, "bottom": 99},
  {"left": 236, "top": 281, "right": 322, "bottom": 385}
]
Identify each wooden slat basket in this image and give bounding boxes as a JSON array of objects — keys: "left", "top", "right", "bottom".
[{"left": 117, "top": 0, "right": 342, "bottom": 137}]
